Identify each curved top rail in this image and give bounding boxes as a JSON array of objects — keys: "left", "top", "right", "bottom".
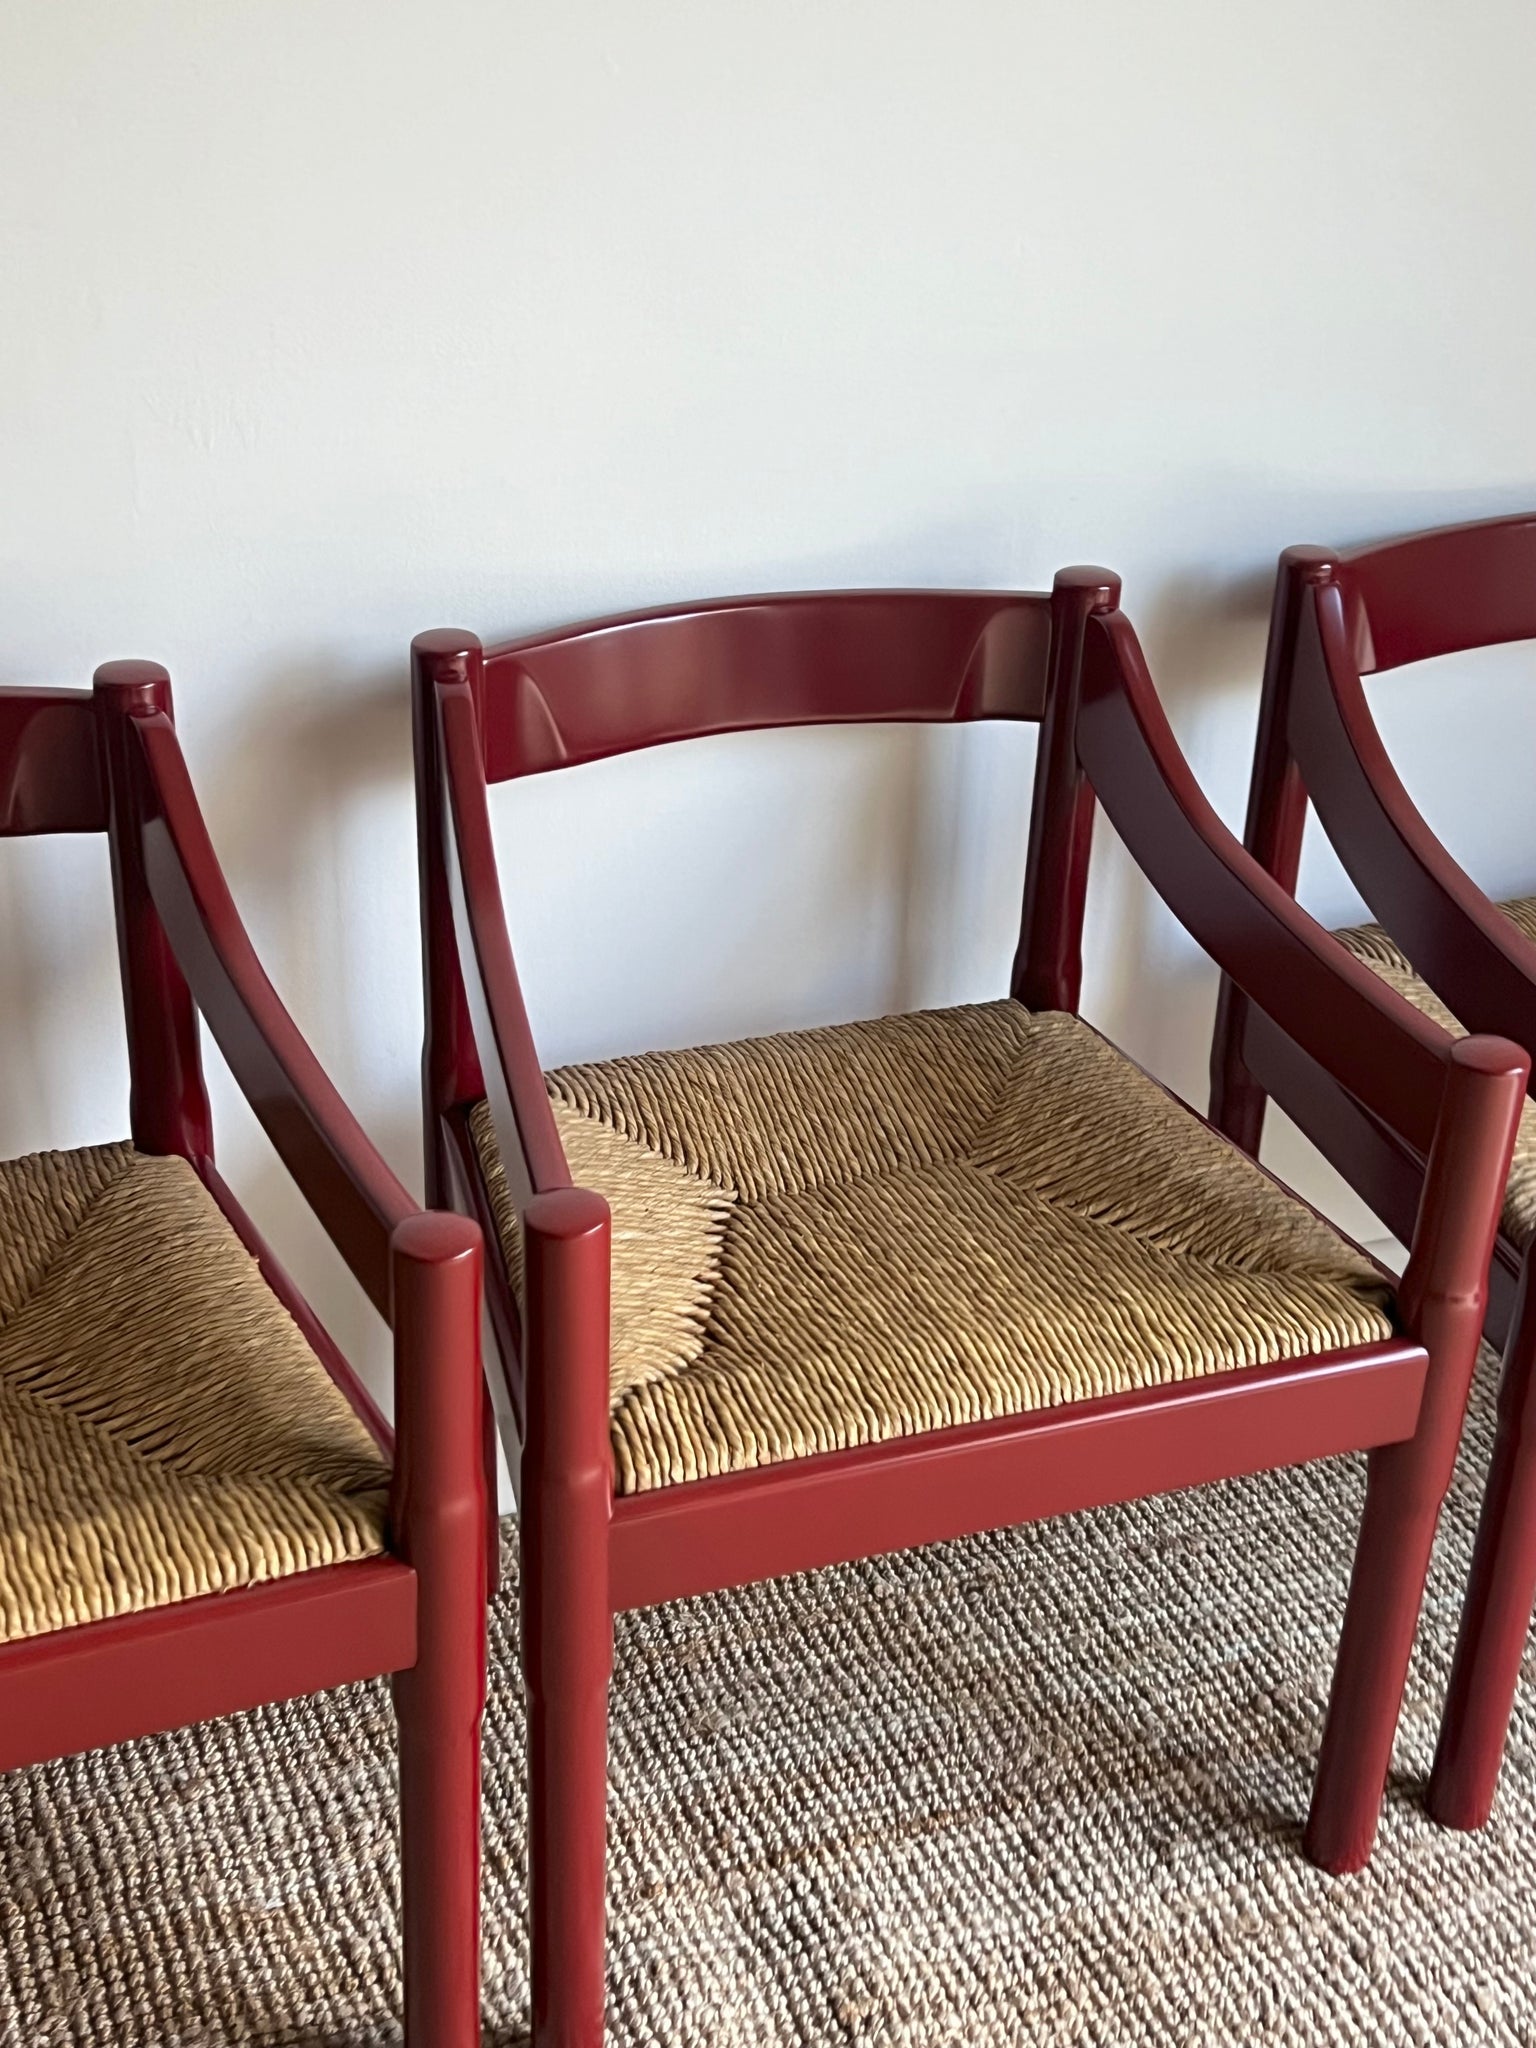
[
  {"left": 0, "top": 689, "right": 106, "bottom": 836},
  {"left": 1075, "top": 606, "right": 1453, "bottom": 1157},
  {"left": 480, "top": 588, "right": 1053, "bottom": 781},
  {"left": 130, "top": 709, "right": 415, "bottom": 1317},
  {"left": 1294, "top": 511, "right": 1536, "bottom": 673}
]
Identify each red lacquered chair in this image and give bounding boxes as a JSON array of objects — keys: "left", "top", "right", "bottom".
[
  {"left": 415, "top": 569, "right": 1525, "bottom": 2047},
  {"left": 1211, "top": 510, "right": 1536, "bottom": 1834},
  {"left": 0, "top": 664, "right": 487, "bottom": 2045}
]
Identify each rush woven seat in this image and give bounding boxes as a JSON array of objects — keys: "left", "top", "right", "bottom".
[
  {"left": 1335, "top": 898, "right": 1536, "bottom": 1251},
  {"left": 470, "top": 1001, "right": 1395, "bottom": 1496},
  {"left": 0, "top": 1141, "right": 391, "bottom": 1645}
]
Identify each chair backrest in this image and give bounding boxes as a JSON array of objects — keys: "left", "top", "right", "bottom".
[
  {"left": 414, "top": 574, "right": 1117, "bottom": 1237},
  {"left": 471, "top": 589, "right": 1056, "bottom": 782},
  {"left": 416, "top": 569, "right": 1456, "bottom": 1263},
  {"left": 0, "top": 674, "right": 216, "bottom": 1172},
  {"left": 1321, "top": 512, "right": 1536, "bottom": 675}
]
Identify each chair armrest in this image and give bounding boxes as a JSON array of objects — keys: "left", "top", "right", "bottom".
[
  {"left": 1288, "top": 575, "right": 1536, "bottom": 1060},
  {"left": 434, "top": 674, "right": 571, "bottom": 1212},
  {"left": 1075, "top": 606, "right": 1485, "bottom": 1160},
  {"left": 129, "top": 708, "right": 415, "bottom": 1319}
]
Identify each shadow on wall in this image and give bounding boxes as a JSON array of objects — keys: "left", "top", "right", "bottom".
[
  {"left": 1079, "top": 559, "right": 1277, "bottom": 1108},
  {"left": 192, "top": 654, "right": 414, "bottom": 1082},
  {"left": 0, "top": 834, "right": 126, "bottom": 1153}
]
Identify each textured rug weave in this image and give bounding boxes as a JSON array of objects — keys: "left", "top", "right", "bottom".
[
  {"left": 471, "top": 1002, "right": 1393, "bottom": 1494},
  {"left": 3, "top": 1355, "right": 1535, "bottom": 2046}
]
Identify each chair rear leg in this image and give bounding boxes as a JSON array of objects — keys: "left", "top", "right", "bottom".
[
  {"left": 1209, "top": 992, "right": 1270, "bottom": 1156},
  {"left": 424, "top": 1107, "right": 453, "bottom": 1212},
  {"left": 1429, "top": 1271, "right": 1536, "bottom": 1829}
]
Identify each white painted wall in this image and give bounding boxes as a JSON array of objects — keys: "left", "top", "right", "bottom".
[{"left": 4, "top": 0, "right": 1536, "bottom": 1416}]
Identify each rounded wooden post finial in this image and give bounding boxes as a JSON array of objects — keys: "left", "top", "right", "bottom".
[
  {"left": 1279, "top": 544, "right": 1340, "bottom": 586},
  {"left": 1051, "top": 565, "right": 1121, "bottom": 611},
  {"left": 412, "top": 629, "right": 483, "bottom": 692},
  {"left": 93, "top": 659, "right": 173, "bottom": 711}
]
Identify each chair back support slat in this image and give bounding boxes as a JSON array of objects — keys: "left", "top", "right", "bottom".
[
  {"left": 0, "top": 691, "right": 106, "bottom": 835},
  {"left": 1335, "top": 513, "right": 1536, "bottom": 673},
  {"left": 480, "top": 590, "right": 1053, "bottom": 781}
]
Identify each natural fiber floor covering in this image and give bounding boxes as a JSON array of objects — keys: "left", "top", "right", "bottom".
[{"left": 4, "top": 1356, "right": 1535, "bottom": 2046}]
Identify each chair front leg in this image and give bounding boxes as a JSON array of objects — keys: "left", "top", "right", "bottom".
[
  {"left": 1305, "top": 1437, "right": 1469, "bottom": 1873},
  {"left": 1429, "top": 1252, "right": 1536, "bottom": 1828},
  {"left": 390, "top": 1215, "right": 489, "bottom": 2047},
  {"left": 524, "top": 1190, "right": 614, "bottom": 2048},
  {"left": 1304, "top": 1037, "right": 1525, "bottom": 1873}
]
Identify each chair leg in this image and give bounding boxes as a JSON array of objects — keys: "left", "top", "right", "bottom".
[
  {"left": 1306, "top": 1034, "right": 1524, "bottom": 1872},
  {"left": 1429, "top": 1288, "right": 1536, "bottom": 1830},
  {"left": 1209, "top": 1031, "right": 1268, "bottom": 1157},
  {"left": 525, "top": 1519, "right": 612, "bottom": 2048},
  {"left": 394, "top": 1634, "right": 485, "bottom": 2047},
  {"left": 422, "top": 1107, "right": 503, "bottom": 1600},
  {"left": 390, "top": 1214, "right": 488, "bottom": 2047},
  {"left": 482, "top": 1394, "right": 505, "bottom": 1601},
  {"left": 1304, "top": 1439, "right": 1448, "bottom": 1873},
  {"left": 521, "top": 1186, "right": 613, "bottom": 2047},
  {"left": 425, "top": 1104, "right": 454, "bottom": 1212}
]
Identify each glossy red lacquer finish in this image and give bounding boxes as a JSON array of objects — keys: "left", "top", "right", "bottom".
[
  {"left": 480, "top": 589, "right": 1053, "bottom": 782},
  {"left": 0, "top": 666, "right": 489, "bottom": 2046},
  {"left": 1210, "top": 510, "right": 1536, "bottom": 1835},
  {"left": 416, "top": 573, "right": 1525, "bottom": 2043}
]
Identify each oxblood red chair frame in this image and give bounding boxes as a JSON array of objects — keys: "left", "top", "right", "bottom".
[
  {"left": 415, "top": 568, "right": 1525, "bottom": 2048},
  {"left": 0, "top": 664, "right": 488, "bottom": 2046},
  {"left": 1210, "top": 510, "right": 1536, "bottom": 1832}
]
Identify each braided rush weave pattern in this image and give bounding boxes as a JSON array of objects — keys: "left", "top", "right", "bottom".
[
  {"left": 1335, "top": 896, "right": 1536, "bottom": 1249},
  {"left": 472, "top": 1002, "right": 1395, "bottom": 1495},
  {"left": 0, "top": 1143, "right": 389, "bottom": 1643}
]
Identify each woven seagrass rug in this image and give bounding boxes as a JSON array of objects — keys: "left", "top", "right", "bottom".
[{"left": 3, "top": 1352, "right": 1535, "bottom": 2047}]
